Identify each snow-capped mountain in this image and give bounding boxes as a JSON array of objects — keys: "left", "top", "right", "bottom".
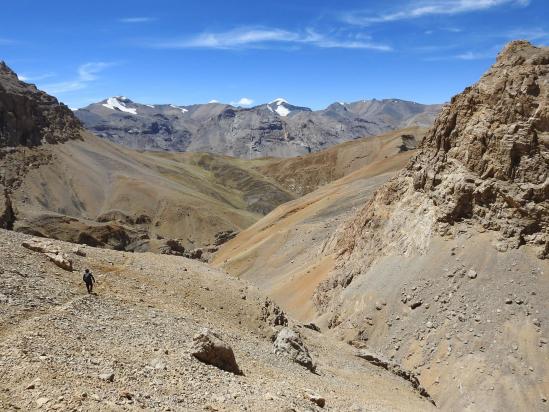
[
  {"left": 264, "top": 98, "right": 311, "bottom": 117},
  {"left": 75, "top": 97, "right": 442, "bottom": 158}
]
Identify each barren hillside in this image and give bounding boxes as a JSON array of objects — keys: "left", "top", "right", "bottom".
[
  {"left": 212, "top": 139, "right": 418, "bottom": 320},
  {"left": 2, "top": 60, "right": 425, "bottom": 256},
  {"left": 0, "top": 229, "right": 435, "bottom": 411},
  {"left": 216, "top": 41, "right": 549, "bottom": 411}
]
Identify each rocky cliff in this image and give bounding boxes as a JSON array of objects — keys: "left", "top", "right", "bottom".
[
  {"left": 0, "top": 61, "right": 81, "bottom": 147},
  {"left": 322, "top": 40, "right": 548, "bottom": 303},
  {"left": 0, "top": 61, "right": 83, "bottom": 228},
  {"left": 311, "top": 40, "right": 548, "bottom": 411}
]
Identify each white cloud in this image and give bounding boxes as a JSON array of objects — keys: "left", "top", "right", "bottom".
[
  {"left": 231, "top": 97, "right": 254, "bottom": 106},
  {"left": 119, "top": 17, "right": 155, "bottom": 23},
  {"left": 0, "top": 37, "right": 16, "bottom": 45},
  {"left": 147, "top": 27, "right": 392, "bottom": 51},
  {"left": 503, "top": 27, "right": 549, "bottom": 42},
  {"left": 423, "top": 48, "right": 499, "bottom": 61},
  {"left": 208, "top": 99, "right": 220, "bottom": 103},
  {"left": 77, "top": 62, "right": 113, "bottom": 81},
  {"left": 18, "top": 72, "right": 55, "bottom": 82},
  {"left": 42, "top": 62, "right": 114, "bottom": 95},
  {"left": 455, "top": 51, "right": 494, "bottom": 60},
  {"left": 343, "top": 0, "right": 530, "bottom": 25}
]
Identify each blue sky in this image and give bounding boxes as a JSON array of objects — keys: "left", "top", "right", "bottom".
[{"left": 1, "top": 0, "right": 547, "bottom": 109}]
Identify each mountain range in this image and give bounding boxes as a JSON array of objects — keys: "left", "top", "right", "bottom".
[{"left": 75, "top": 96, "right": 442, "bottom": 158}]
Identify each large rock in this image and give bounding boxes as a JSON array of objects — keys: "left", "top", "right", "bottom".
[
  {"left": 191, "top": 328, "right": 242, "bottom": 375},
  {"left": 273, "top": 327, "right": 315, "bottom": 372},
  {"left": 22, "top": 238, "right": 73, "bottom": 271}
]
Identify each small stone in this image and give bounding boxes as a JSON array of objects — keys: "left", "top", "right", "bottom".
[
  {"left": 151, "top": 358, "right": 167, "bottom": 370},
  {"left": 410, "top": 300, "right": 422, "bottom": 309},
  {"left": 375, "top": 302, "right": 383, "bottom": 310},
  {"left": 99, "top": 372, "right": 115, "bottom": 382},
  {"left": 505, "top": 298, "right": 513, "bottom": 304},
  {"left": 36, "top": 397, "right": 50, "bottom": 407},
  {"left": 467, "top": 270, "right": 477, "bottom": 279},
  {"left": 119, "top": 391, "right": 133, "bottom": 400},
  {"left": 26, "top": 378, "right": 41, "bottom": 390},
  {"left": 515, "top": 298, "right": 524, "bottom": 305},
  {"left": 305, "top": 391, "right": 325, "bottom": 408}
]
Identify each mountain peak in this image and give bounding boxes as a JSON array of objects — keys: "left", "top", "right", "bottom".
[
  {"left": 270, "top": 98, "right": 288, "bottom": 105},
  {"left": 102, "top": 96, "right": 137, "bottom": 115}
]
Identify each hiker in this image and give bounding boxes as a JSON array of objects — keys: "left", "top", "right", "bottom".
[{"left": 83, "top": 268, "right": 96, "bottom": 294}]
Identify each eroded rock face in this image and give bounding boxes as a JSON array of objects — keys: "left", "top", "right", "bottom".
[
  {"left": 316, "top": 41, "right": 549, "bottom": 311},
  {"left": 0, "top": 61, "right": 83, "bottom": 232},
  {"left": 0, "top": 61, "right": 81, "bottom": 147}
]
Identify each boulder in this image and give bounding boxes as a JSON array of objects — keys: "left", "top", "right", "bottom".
[
  {"left": 191, "top": 328, "right": 242, "bottom": 375},
  {"left": 22, "top": 238, "right": 73, "bottom": 271},
  {"left": 45, "top": 252, "right": 73, "bottom": 271},
  {"left": 273, "top": 327, "right": 315, "bottom": 372}
]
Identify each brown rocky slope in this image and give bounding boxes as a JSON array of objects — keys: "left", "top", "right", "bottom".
[
  {"left": 0, "top": 228, "right": 435, "bottom": 411},
  {"left": 319, "top": 40, "right": 548, "bottom": 308},
  {"left": 312, "top": 41, "right": 549, "bottom": 410},
  {"left": 216, "top": 41, "right": 549, "bottom": 411}
]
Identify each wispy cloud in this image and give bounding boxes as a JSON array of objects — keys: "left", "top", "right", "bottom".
[
  {"left": 454, "top": 50, "right": 495, "bottom": 60},
  {"left": 18, "top": 72, "right": 55, "bottom": 82},
  {"left": 119, "top": 17, "right": 155, "bottom": 24},
  {"left": 423, "top": 47, "right": 500, "bottom": 61},
  {"left": 145, "top": 27, "right": 392, "bottom": 51},
  {"left": 503, "top": 27, "right": 549, "bottom": 42},
  {"left": 343, "top": 0, "right": 531, "bottom": 25},
  {"left": 0, "top": 37, "right": 16, "bottom": 45},
  {"left": 231, "top": 97, "right": 254, "bottom": 106},
  {"left": 42, "top": 62, "right": 115, "bottom": 94}
]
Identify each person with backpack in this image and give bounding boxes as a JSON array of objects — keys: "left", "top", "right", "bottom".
[{"left": 83, "top": 269, "right": 96, "bottom": 294}]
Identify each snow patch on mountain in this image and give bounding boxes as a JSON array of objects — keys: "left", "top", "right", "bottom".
[
  {"left": 102, "top": 97, "right": 137, "bottom": 115},
  {"left": 275, "top": 105, "right": 290, "bottom": 117},
  {"left": 170, "top": 104, "right": 189, "bottom": 114}
]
